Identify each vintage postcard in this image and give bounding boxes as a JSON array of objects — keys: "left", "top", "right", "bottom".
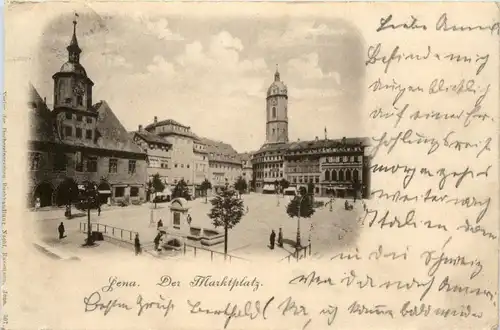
[{"left": 2, "top": 2, "right": 499, "bottom": 329}]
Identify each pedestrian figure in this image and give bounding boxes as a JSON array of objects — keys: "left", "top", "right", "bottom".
[
  {"left": 246, "top": 206, "right": 249, "bottom": 214},
  {"left": 98, "top": 204, "right": 101, "bottom": 216},
  {"left": 187, "top": 214, "right": 192, "bottom": 226},
  {"left": 134, "top": 233, "right": 141, "bottom": 255},
  {"left": 269, "top": 230, "right": 276, "bottom": 250},
  {"left": 35, "top": 197, "right": 41, "bottom": 210},
  {"left": 278, "top": 228, "right": 283, "bottom": 248},
  {"left": 154, "top": 232, "right": 162, "bottom": 251},
  {"left": 58, "top": 222, "right": 65, "bottom": 239},
  {"left": 157, "top": 219, "right": 163, "bottom": 229}
]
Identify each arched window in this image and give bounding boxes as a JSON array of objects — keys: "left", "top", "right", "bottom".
[
  {"left": 272, "top": 107, "right": 276, "bottom": 118},
  {"left": 332, "top": 170, "right": 337, "bottom": 181},
  {"left": 353, "top": 169, "right": 360, "bottom": 181},
  {"left": 339, "top": 170, "right": 345, "bottom": 181},
  {"left": 346, "top": 169, "right": 352, "bottom": 181},
  {"left": 325, "top": 170, "right": 330, "bottom": 181}
]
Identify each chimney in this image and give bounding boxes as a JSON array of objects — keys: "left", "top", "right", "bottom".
[
  {"left": 315, "top": 136, "right": 319, "bottom": 141},
  {"left": 43, "top": 97, "right": 46, "bottom": 103},
  {"left": 154, "top": 116, "right": 158, "bottom": 124},
  {"left": 138, "top": 125, "right": 143, "bottom": 132}
]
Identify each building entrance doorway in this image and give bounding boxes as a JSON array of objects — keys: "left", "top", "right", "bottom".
[{"left": 34, "top": 182, "right": 54, "bottom": 207}]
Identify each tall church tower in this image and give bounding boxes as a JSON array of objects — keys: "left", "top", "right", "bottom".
[
  {"left": 52, "top": 16, "right": 97, "bottom": 142},
  {"left": 265, "top": 65, "right": 288, "bottom": 144}
]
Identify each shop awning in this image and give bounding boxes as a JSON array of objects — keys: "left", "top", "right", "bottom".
[
  {"left": 98, "top": 190, "right": 111, "bottom": 194},
  {"left": 263, "top": 185, "right": 275, "bottom": 191}
]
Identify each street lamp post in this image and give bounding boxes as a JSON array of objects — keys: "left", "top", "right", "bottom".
[
  {"left": 275, "top": 180, "right": 280, "bottom": 206},
  {"left": 295, "top": 194, "right": 307, "bottom": 250},
  {"left": 84, "top": 183, "right": 96, "bottom": 246},
  {"left": 329, "top": 188, "right": 333, "bottom": 212}
]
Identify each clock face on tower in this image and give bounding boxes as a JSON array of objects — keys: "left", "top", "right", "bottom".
[{"left": 73, "top": 81, "right": 85, "bottom": 96}]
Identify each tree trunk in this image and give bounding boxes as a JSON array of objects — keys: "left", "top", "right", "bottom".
[
  {"left": 86, "top": 199, "right": 92, "bottom": 245},
  {"left": 205, "top": 190, "right": 208, "bottom": 203},
  {"left": 224, "top": 224, "right": 228, "bottom": 258}
]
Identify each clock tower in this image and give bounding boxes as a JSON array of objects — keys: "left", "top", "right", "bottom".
[
  {"left": 52, "top": 16, "right": 97, "bottom": 141},
  {"left": 265, "top": 65, "right": 288, "bottom": 144}
]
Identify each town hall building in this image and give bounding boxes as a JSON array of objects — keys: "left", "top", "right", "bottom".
[{"left": 28, "top": 18, "right": 148, "bottom": 207}]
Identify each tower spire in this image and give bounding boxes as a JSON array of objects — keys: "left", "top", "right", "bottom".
[
  {"left": 67, "top": 13, "right": 82, "bottom": 63},
  {"left": 324, "top": 126, "right": 328, "bottom": 140},
  {"left": 274, "top": 64, "right": 280, "bottom": 82}
]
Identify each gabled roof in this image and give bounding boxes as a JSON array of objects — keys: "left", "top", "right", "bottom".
[
  {"left": 29, "top": 84, "right": 58, "bottom": 143},
  {"left": 200, "top": 137, "right": 241, "bottom": 165},
  {"left": 254, "top": 137, "right": 370, "bottom": 156},
  {"left": 257, "top": 143, "right": 290, "bottom": 153},
  {"left": 144, "top": 118, "right": 189, "bottom": 131},
  {"left": 131, "top": 130, "right": 173, "bottom": 146},
  {"left": 144, "top": 118, "right": 197, "bottom": 139},
  {"left": 91, "top": 101, "right": 146, "bottom": 154},
  {"left": 287, "top": 137, "right": 370, "bottom": 150}
]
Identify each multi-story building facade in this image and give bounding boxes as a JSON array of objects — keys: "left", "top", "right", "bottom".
[
  {"left": 238, "top": 152, "right": 254, "bottom": 191},
  {"left": 28, "top": 19, "right": 147, "bottom": 207},
  {"left": 130, "top": 125, "right": 172, "bottom": 184},
  {"left": 193, "top": 138, "right": 209, "bottom": 197},
  {"left": 202, "top": 138, "right": 243, "bottom": 192},
  {"left": 139, "top": 118, "right": 199, "bottom": 191},
  {"left": 252, "top": 68, "right": 371, "bottom": 198}
]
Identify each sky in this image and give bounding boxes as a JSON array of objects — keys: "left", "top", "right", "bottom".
[{"left": 32, "top": 11, "right": 365, "bottom": 153}]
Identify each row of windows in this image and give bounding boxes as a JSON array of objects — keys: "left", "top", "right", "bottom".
[
  {"left": 270, "top": 128, "right": 286, "bottom": 136},
  {"left": 256, "top": 171, "right": 283, "bottom": 179},
  {"left": 209, "top": 163, "right": 241, "bottom": 170},
  {"left": 157, "top": 124, "right": 190, "bottom": 134},
  {"left": 289, "top": 176, "right": 320, "bottom": 184},
  {"left": 66, "top": 112, "right": 93, "bottom": 123},
  {"left": 115, "top": 186, "right": 140, "bottom": 198},
  {"left": 324, "top": 169, "right": 360, "bottom": 182},
  {"left": 147, "top": 143, "right": 170, "bottom": 151},
  {"left": 287, "top": 166, "right": 320, "bottom": 173},
  {"left": 64, "top": 126, "right": 93, "bottom": 140},
  {"left": 254, "top": 163, "right": 283, "bottom": 170},
  {"left": 323, "top": 156, "right": 362, "bottom": 163},
  {"left": 28, "top": 152, "right": 137, "bottom": 174},
  {"left": 149, "top": 157, "right": 169, "bottom": 169},
  {"left": 288, "top": 148, "right": 362, "bottom": 156},
  {"left": 194, "top": 144, "right": 205, "bottom": 151}
]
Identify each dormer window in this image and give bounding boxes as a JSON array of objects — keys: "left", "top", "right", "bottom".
[{"left": 77, "top": 95, "right": 83, "bottom": 106}]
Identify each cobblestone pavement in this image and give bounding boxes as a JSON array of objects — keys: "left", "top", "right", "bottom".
[{"left": 33, "top": 193, "right": 365, "bottom": 261}]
